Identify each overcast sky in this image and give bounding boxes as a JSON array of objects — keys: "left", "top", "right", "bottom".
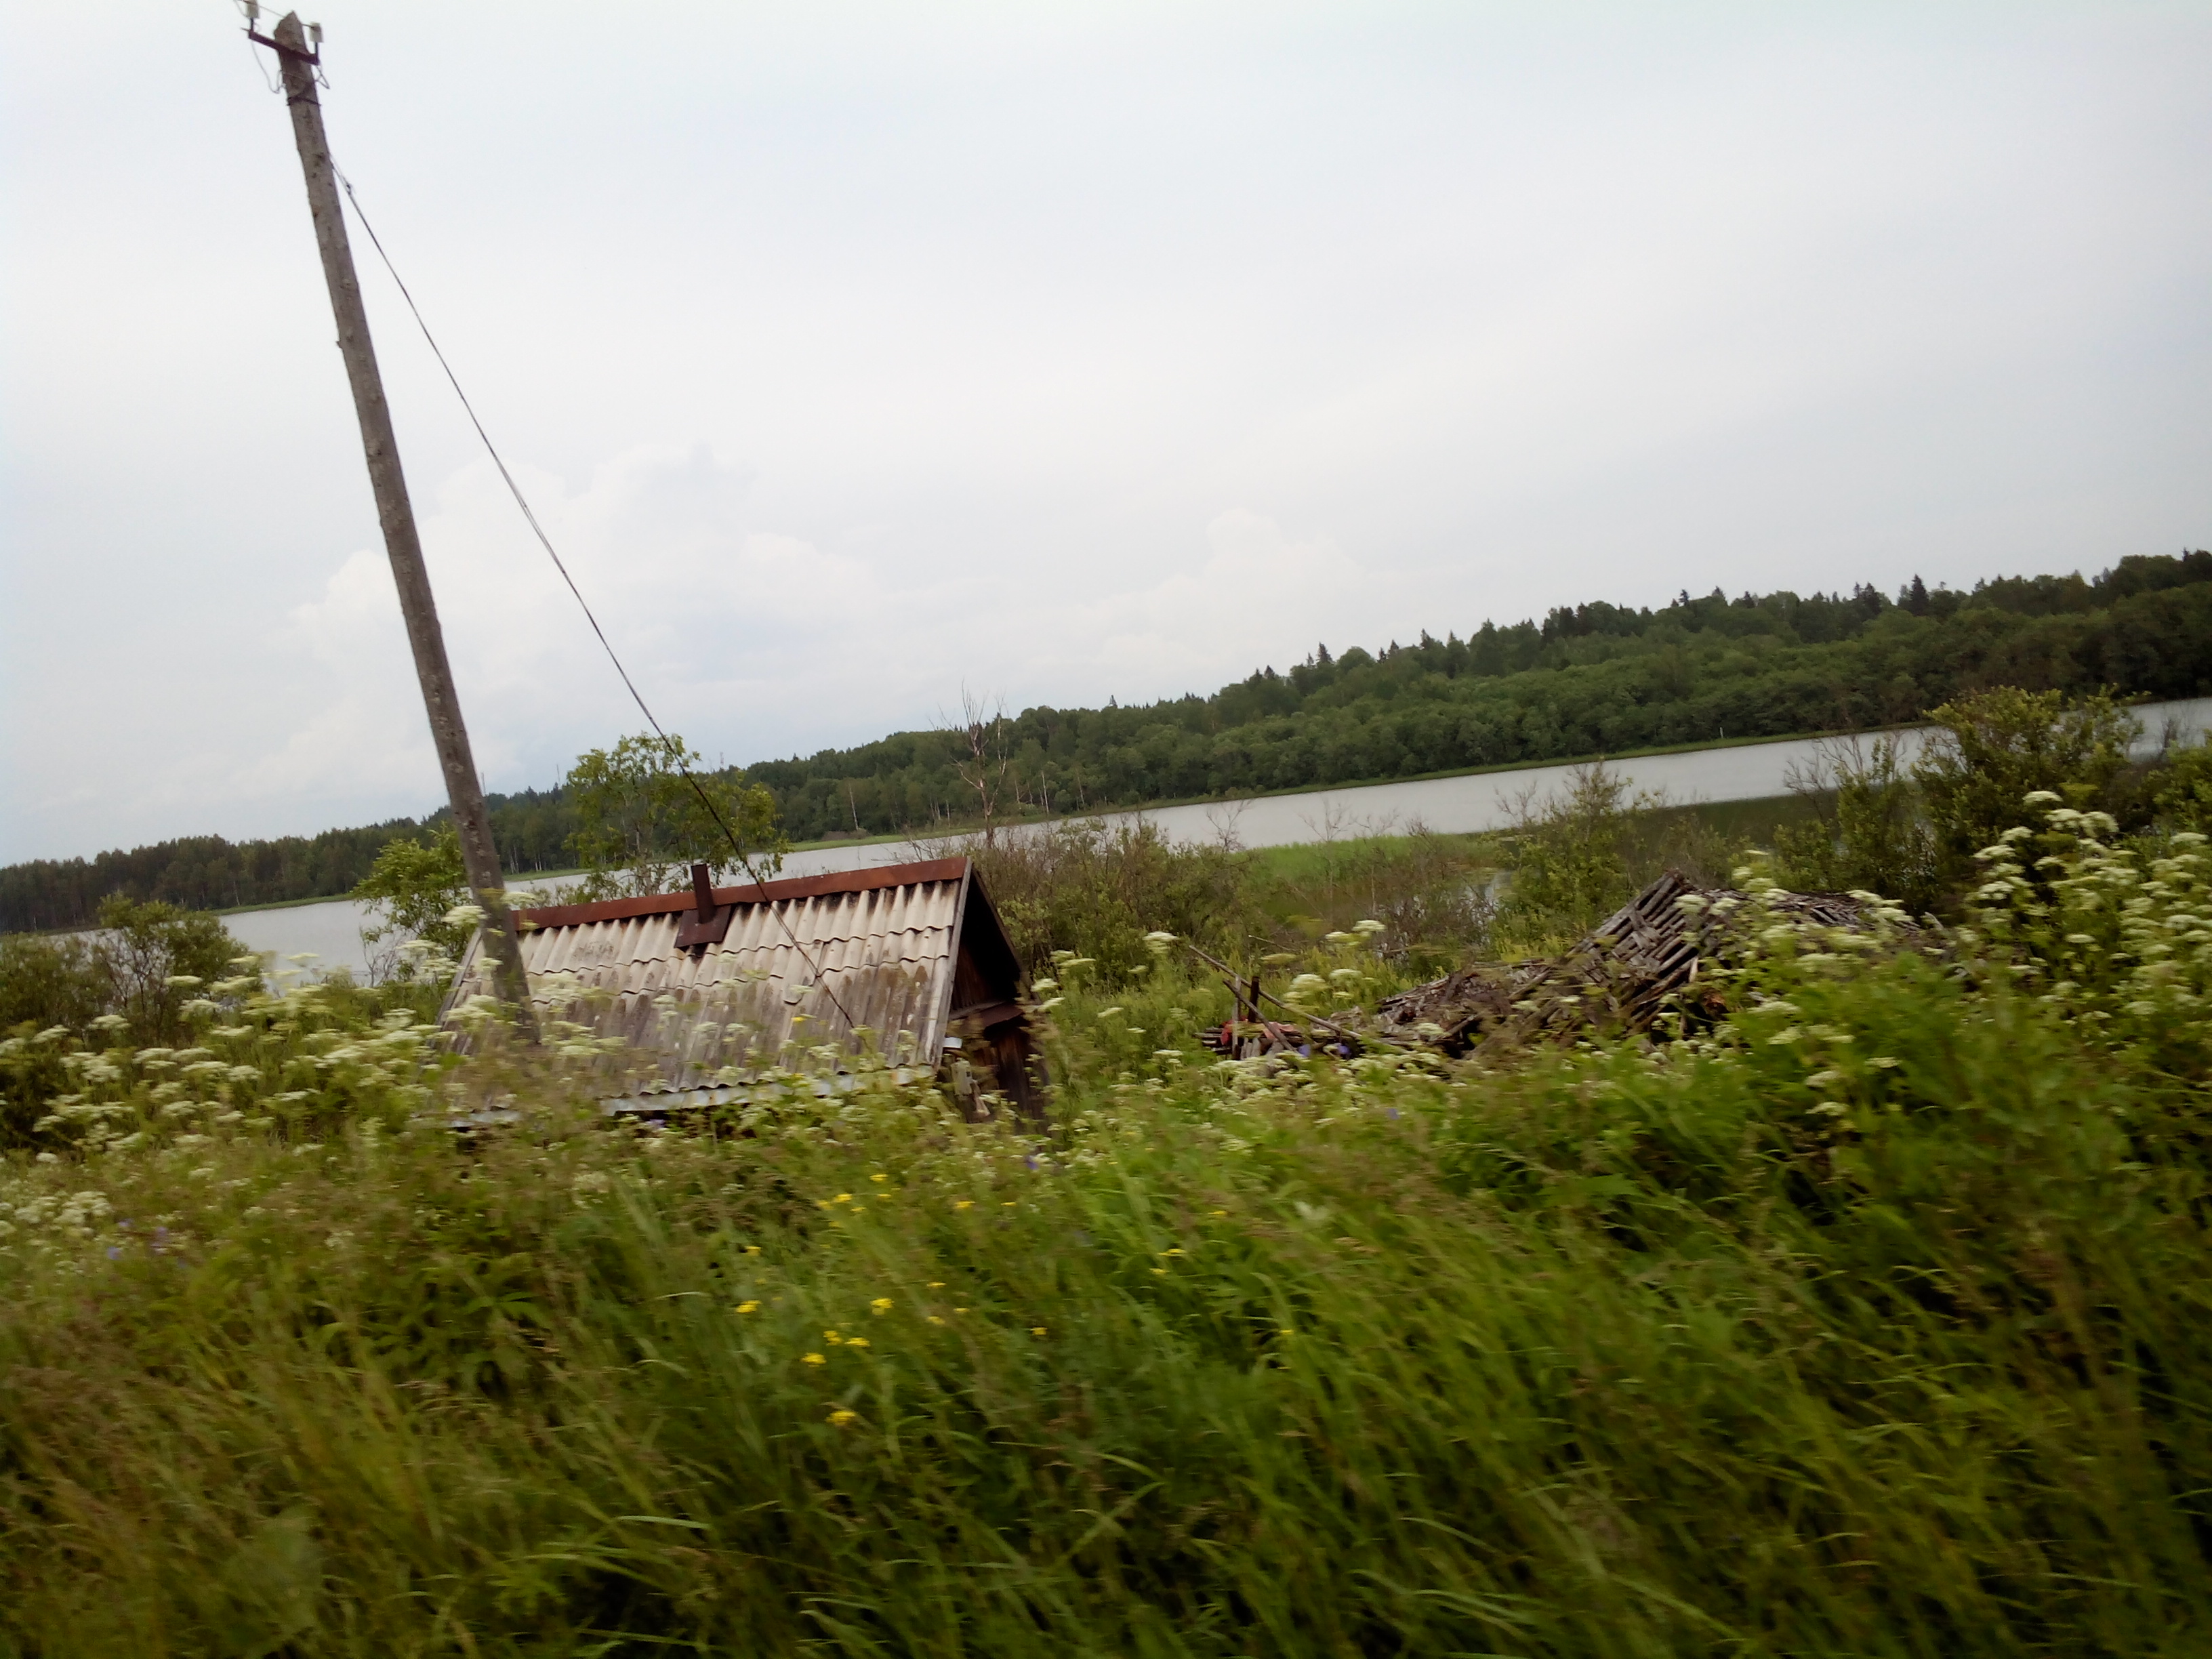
[{"left": 3, "top": 1, "right": 2207, "bottom": 865}]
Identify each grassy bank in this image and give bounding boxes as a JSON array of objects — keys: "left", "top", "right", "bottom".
[
  {"left": 1233, "top": 796, "right": 1819, "bottom": 937},
  {"left": 3, "top": 834, "right": 2209, "bottom": 1654}
]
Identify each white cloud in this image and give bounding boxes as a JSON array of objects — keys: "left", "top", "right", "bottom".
[
  {"left": 3, "top": 2, "right": 2208, "bottom": 861},
  {"left": 1069, "top": 510, "right": 1382, "bottom": 688},
  {"left": 256, "top": 482, "right": 1384, "bottom": 813},
  {"left": 271, "top": 445, "right": 914, "bottom": 787}
]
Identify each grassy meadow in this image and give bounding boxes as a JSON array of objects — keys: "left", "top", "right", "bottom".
[{"left": 4, "top": 802, "right": 2211, "bottom": 1656}]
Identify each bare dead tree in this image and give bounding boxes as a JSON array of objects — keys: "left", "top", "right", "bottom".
[
  {"left": 949, "top": 689, "right": 1017, "bottom": 847},
  {"left": 1205, "top": 796, "right": 1252, "bottom": 852}
]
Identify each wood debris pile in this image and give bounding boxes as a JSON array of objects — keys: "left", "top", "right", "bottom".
[
  {"left": 1375, "top": 872, "right": 1896, "bottom": 1054},
  {"left": 1198, "top": 1019, "right": 1320, "bottom": 1060}
]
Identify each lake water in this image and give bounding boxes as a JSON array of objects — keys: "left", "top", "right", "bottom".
[{"left": 221, "top": 697, "right": 2212, "bottom": 972}]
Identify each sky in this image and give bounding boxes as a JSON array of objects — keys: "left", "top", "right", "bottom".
[{"left": 3, "top": 1, "right": 2208, "bottom": 865}]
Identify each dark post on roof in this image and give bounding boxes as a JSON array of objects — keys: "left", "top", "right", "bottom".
[{"left": 675, "top": 861, "right": 735, "bottom": 951}]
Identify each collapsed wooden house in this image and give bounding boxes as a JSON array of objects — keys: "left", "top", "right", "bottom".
[
  {"left": 445, "top": 856, "right": 1042, "bottom": 1116},
  {"left": 1376, "top": 871, "right": 1896, "bottom": 1054}
]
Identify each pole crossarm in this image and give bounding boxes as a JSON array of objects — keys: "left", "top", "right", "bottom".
[{"left": 244, "top": 28, "right": 317, "bottom": 64}]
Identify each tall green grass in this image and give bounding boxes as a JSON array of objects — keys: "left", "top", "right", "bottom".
[{"left": 2, "top": 840, "right": 2209, "bottom": 1654}]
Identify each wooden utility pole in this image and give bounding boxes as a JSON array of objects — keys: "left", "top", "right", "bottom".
[{"left": 257, "top": 12, "right": 535, "bottom": 1029}]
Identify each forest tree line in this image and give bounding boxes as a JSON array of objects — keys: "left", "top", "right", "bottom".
[
  {"left": 5, "top": 552, "right": 2208, "bottom": 933},
  {"left": 0, "top": 790, "right": 577, "bottom": 935}
]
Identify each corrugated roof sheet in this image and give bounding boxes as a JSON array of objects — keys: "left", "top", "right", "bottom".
[{"left": 446, "top": 858, "right": 972, "bottom": 1089}]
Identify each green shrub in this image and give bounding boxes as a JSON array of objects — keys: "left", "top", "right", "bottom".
[
  {"left": 1, "top": 906, "right": 255, "bottom": 1146},
  {"left": 1491, "top": 764, "right": 1643, "bottom": 951},
  {"left": 0, "top": 933, "right": 108, "bottom": 1034},
  {"left": 1773, "top": 733, "right": 1940, "bottom": 912},
  {"left": 88, "top": 895, "right": 254, "bottom": 1046},
  {"left": 1490, "top": 764, "right": 1725, "bottom": 952},
  {"left": 0, "top": 899, "right": 251, "bottom": 1046},
  {"left": 1777, "top": 689, "right": 2156, "bottom": 915},
  {"left": 1918, "top": 687, "right": 2144, "bottom": 893},
  {"left": 956, "top": 819, "right": 1258, "bottom": 982},
  {"left": 351, "top": 823, "right": 472, "bottom": 979},
  {"left": 2152, "top": 731, "right": 2212, "bottom": 834}
]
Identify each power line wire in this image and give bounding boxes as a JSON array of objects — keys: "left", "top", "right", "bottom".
[{"left": 329, "top": 163, "right": 863, "bottom": 1034}]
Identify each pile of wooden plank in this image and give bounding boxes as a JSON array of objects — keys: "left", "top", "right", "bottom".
[{"left": 1375, "top": 872, "right": 1892, "bottom": 1054}]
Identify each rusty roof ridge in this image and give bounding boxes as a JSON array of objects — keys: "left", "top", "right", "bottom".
[{"left": 515, "top": 857, "right": 970, "bottom": 930}]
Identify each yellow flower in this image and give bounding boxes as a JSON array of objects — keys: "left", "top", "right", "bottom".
[
  {"left": 875, "top": 1193, "right": 891, "bottom": 1201},
  {"left": 926, "top": 1315, "right": 945, "bottom": 1326},
  {"left": 734, "top": 1300, "right": 759, "bottom": 1314},
  {"left": 1151, "top": 1268, "right": 1168, "bottom": 1277},
  {"left": 827, "top": 1408, "right": 857, "bottom": 1427},
  {"left": 869, "top": 1172, "right": 888, "bottom": 1183},
  {"left": 801, "top": 1353, "right": 825, "bottom": 1366},
  {"left": 834, "top": 1193, "right": 853, "bottom": 1204},
  {"left": 954, "top": 1306, "right": 968, "bottom": 1314},
  {"left": 1210, "top": 1210, "right": 1227, "bottom": 1218},
  {"left": 954, "top": 1200, "right": 975, "bottom": 1211},
  {"left": 743, "top": 1244, "right": 762, "bottom": 1256},
  {"left": 926, "top": 1281, "right": 945, "bottom": 1289},
  {"left": 1277, "top": 1328, "right": 1294, "bottom": 1338},
  {"left": 845, "top": 1335, "right": 870, "bottom": 1349},
  {"left": 1030, "top": 1326, "right": 1048, "bottom": 1336},
  {"left": 824, "top": 1330, "right": 842, "bottom": 1343},
  {"left": 815, "top": 1200, "right": 834, "bottom": 1210},
  {"left": 1160, "top": 1248, "right": 1184, "bottom": 1256},
  {"left": 1002, "top": 1201, "right": 1016, "bottom": 1208},
  {"left": 871, "top": 1297, "right": 893, "bottom": 1315}
]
